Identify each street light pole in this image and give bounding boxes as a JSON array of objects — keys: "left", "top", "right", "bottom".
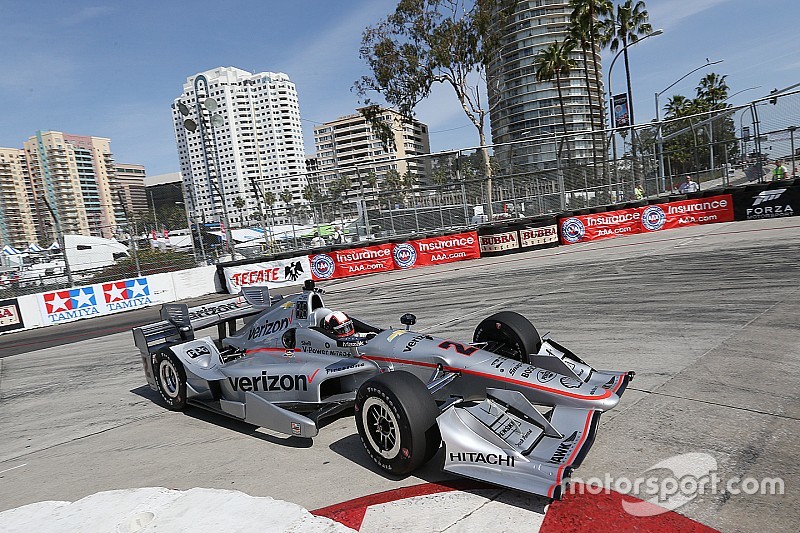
[
  {"left": 177, "top": 74, "right": 236, "bottom": 261},
  {"left": 608, "top": 29, "right": 663, "bottom": 194},
  {"left": 655, "top": 59, "right": 723, "bottom": 190}
]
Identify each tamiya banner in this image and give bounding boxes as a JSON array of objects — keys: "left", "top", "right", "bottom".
[
  {"left": 310, "top": 243, "right": 395, "bottom": 280},
  {"left": 397, "top": 231, "right": 481, "bottom": 269},
  {"left": 38, "top": 277, "right": 156, "bottom": 325},
  {"left": 732, "top": 186, "right": 799, "bottom": 220},
  {"left": 560, "top": 195, "right": 734, "bottom": 244},
  {"left": 0, "top": 298, "right": 24, "bottom": 333},
  {"left": 224, "top": 256, "right": 311, "bottom": 293}
]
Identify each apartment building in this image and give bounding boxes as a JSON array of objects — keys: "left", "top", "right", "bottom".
[
  {"left": 23, "top": 131, "right": 118, "bottom": 241},
  {"left": 173, "top": 67, "right": 307, "bottom": 227},
  {"left": 0, "top": 147, "right": 37, "bottom": 249},
  {"left": 487, "top": 0, "right": 604, "bottom": 171},
  {"left": 114, "top": 163, "right": 148, "bottom": 216},
  {"left": 313, "top": 108, "right": 431, "bottom": 210}
]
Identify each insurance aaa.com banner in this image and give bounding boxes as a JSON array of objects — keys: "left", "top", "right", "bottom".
[
  {"left": 310, "top": 231, "right": 480, "bottom": 281},
  {"left": 559, "top": 194, "right": 734, "bottom": 245}
]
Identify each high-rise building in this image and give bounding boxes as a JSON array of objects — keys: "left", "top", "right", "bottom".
[
  {"left": 172, "top": 67, "right": 307, "bottom": 227},
  {"left": 487, "top": 1, "right": 604, "bottom": 171},
  {"left": 114, "top": 164, "right": 148, "bottom": 216},
  {"left": 0, "top": 147, "right": 37, "bottom": 249},
  {"left": 313, "top": 108, "right": 431, "bottom": 208},
  {"left": 23, "top": 131, "right": 119, "bottom": 241}
]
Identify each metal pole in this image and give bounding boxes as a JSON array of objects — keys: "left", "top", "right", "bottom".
[
  {"left": 42, "top": 198, "right": 73, "bottom": 286},
  {"left": 116, "top": 191, "right": 141, "bottom": 276},
  {"left": 789, "top": 126, "right": 797, "bottom": 176}
]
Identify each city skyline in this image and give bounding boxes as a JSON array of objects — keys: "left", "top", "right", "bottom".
[{"left": 1, "top": 0, "right": 797, "bottom": 176}]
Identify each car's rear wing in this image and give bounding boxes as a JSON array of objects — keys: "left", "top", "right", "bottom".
[{"left": 133, "top": 287, "right": 272, "bottom": 389}]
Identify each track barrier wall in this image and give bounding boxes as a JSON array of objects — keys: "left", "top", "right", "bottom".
[{"left": 3, "top": 179, "right": 798, "bottom": 336}]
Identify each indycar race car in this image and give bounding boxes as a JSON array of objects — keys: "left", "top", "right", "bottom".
[{"left": 132, "top": 281, "right": 633, "bottom": 499}]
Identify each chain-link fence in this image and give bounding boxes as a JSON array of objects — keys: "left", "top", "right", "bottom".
[{"left": 3, "top": 91, "right": 798, "bottom": 297}]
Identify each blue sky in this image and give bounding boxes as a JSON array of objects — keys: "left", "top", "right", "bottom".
[{"left": 1, "top": 0, "right": 797, "bottom": 176}]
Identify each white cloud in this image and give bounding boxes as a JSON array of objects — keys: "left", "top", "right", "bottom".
[
  {"left": 60, "top": 6, "right": 114, "bottom": 27},
  {"left": 646, "top": 0, "right": 734, "bottom": 31}
]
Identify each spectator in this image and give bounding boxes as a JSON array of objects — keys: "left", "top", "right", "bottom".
[
  {"left": 772, "top": 159, "right": 789, "bottom": 181},
  {"left": 678, "top": 176, "right": 699, "bottom": 193},
  {"left": 331, "top": 225, "right": 344, "bottom": 244},
  {"left": 310, "top": 232, "right": 325, "bottom": 248},
  {"left": 634, "top": 185, "right": 644, "bottom": 200}
]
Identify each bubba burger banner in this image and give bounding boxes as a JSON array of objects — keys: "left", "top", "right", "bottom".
[
  {"left": 560, "top": 194, "right": 734, "bottom": 245},
  {"left": 310, "top": 231, "right": 480, "bottom": 281},
  {"left": 224, "top": 256, "right": 312, "bottom": 293}
]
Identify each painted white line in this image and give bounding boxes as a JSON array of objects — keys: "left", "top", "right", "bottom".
[{"left": 0, "top": 463, "right": 27, "bottom": 475}]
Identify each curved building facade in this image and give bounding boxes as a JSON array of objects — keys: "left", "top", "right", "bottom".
[{"left": 487, "top": 1, "right": 604, "bottom": 173}]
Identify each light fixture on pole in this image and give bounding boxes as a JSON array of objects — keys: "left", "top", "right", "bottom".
[
  {"left": 177, "top": 75, "right": 236, "bottom": 260},
  {"left": 655, "top": 58, "right": 723, "bottom": 190}
]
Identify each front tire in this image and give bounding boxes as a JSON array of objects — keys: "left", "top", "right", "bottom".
[
  {"left": 355, "top": 371, "right": 441, "bottom": 475},
  {"left": 152, "top": 350, "right": 187, "bottom": 410},
  {"left": 473, "top": 311, "right": 541, "bottom": 363}
]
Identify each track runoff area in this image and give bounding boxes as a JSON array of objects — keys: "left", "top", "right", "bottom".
[{"left": 0, "top": 217, "right": 798, "bottom": 532}]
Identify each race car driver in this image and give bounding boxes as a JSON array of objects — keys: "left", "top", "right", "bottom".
[{"left": 322, "top": 311, "right": 356, "bottom": 338}]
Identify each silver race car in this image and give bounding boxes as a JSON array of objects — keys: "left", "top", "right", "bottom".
[{"left": 133, "top": 281, "right": 633, "bottom": 499}]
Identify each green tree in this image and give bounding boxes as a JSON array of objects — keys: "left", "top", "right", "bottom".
[
  {"left": 232, "top": 196, "right": 246, "bottom": 228},
  {"left": 601, "top": 0, "right": 652, "bottom": 127},
  {"left": 355, "top": 0, "right": 515, "bottom": 220},
  {"left": 533, "top": 40, "right": 577, "bottom": 160}
]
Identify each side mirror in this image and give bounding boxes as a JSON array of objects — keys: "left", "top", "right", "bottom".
[{"left": 400, "top": 313, "right": 416, "bottom": 330}]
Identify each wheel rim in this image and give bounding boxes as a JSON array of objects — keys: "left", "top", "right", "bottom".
[
  {"left": 362, "top": 397, "right": 401, "bottom": 459},
  {"left": 158, "top": 359, "right": 180, "bottom": 398}
]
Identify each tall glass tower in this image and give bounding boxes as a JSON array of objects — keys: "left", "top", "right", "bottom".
[{"left": 487, "top": 0, "right": 604, "bottom": 173}]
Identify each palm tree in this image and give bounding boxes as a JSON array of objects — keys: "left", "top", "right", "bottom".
[
  {"left": 570, "top": 0, "right": 613, "bottom": 182},
  {"left": 664, "top": 94, "right": 691, "bottom": 118},
  {"left": 696, "top": 73, "right": 729, "bottom": 108},
  {"left": 602, "top": 0, "right": 652, "bottom": 128},
  {"left": 231, "top": 196, "right": 246, "bottom": 228},
  {"left": 534, "top": 40, "right": 577, "bottom": 160}
]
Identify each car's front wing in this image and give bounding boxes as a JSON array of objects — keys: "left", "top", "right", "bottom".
[{"left": 438, "top": 387, "right": 611, "bottom": 499}]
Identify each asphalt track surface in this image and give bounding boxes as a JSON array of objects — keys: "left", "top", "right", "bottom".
[{"left": 1, "top": 217, "right": 798, "bottom": 532}]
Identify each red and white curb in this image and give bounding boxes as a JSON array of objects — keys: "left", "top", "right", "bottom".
[{"left": 312, "top": 482, "right": 719, "bottom": 532}]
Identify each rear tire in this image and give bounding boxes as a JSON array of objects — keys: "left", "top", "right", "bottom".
[
  {"left": 473, "top": 311, "right": 541, "bottom": 364},
  {"left": 355, "top": 371, "right": 441, "bottom": 475},
  {"left": 152, "top": 350, "right": 187, "bottom": 410}
]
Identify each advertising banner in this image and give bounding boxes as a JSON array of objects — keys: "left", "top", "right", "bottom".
[
  {"left": 478, "top": 230, "right": 519, "bottom": 255},
  {"left": 647, "top": 195, "right": 734, "bottom": 230},
  {"left": 613, "top": 93, "right": 630, "bottom": 128},
  {"left": 38, "top": 277, "right": 156, "bottom": 325},
  {"left": 224, "top": 256, "right": 311, "bottom": 293},
  {"left": 560, "top": 195, "right": 734, "bottom": 244},
  {"left": 0, "top": 298, "right": 25, "bottom": 333},
  {"left": 560, "top": 207, "right": 641, "bottom": 244},
  {"left": 404, "top": 232, "right": 481, "bottom": 268},
  {"left": 310, "top": 244, "right": 395, "bottom": 280},
  {"left": 732, "top": 186, "right": 799, "bottom": 220},
  {"left": 518, "top": 224, "right": 559, "bottom": 248}
]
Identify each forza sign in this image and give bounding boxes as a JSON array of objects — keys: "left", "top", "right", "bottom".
[
  {"left": 559, "top": 195, "right": 734, "bottom": 244},
  {"left": 732, "top": 185, "right": 800, "bottom": 220}
]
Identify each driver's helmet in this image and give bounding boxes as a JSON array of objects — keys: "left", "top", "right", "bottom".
[{"left": 322, "top": 311, "right": 355, "bottom": 338}]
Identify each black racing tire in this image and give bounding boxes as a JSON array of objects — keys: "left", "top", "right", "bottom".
[
  {"left": 355, "top": 371, "right": 441, "bottom": 476},
  {"left": 152, "top": 349, "right": 187, "bottom": 410},
  {"left": 472, "top": 311, "right": 542, "bottom": 364}
]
